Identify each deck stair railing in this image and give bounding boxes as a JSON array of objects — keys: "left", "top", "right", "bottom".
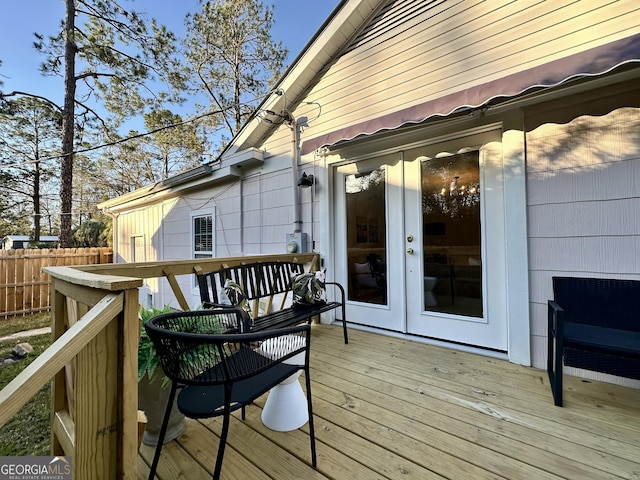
[{"left": 0, "top": 253, "right": 319, "bottom": 479}]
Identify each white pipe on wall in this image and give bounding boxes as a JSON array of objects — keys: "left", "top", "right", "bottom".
[
  {"left": 290, "top": 115, "right": 309, "bottom": 234},
  {"left": 291, "top": 117, "right": 301, "bottom": 233}
]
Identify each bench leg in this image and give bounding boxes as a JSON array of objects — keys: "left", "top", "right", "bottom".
[
  {"left": 547, "top": 353, "right": 564, "bottom": 407},
  {"left": 547, "top": 302, "right": 564, "bottom": 407},
  {"left": 331, "top": 281, "right": 348, "bottom": 344},
  {"left": 551, "top": 344, "right": 564, "bottom": 407},
  {"left": 341, "top": 301, "right": 348, "bottom": 344}
]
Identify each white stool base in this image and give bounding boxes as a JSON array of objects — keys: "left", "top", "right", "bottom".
[{"left": 261, "top": 372, "right": 308, "bottom": 431}]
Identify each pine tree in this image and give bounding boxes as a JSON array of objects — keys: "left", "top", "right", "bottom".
[
  {"left": 0, "top": 97, "right": 62, "bottom": 240},
  {"left": 184, "top": 0, "right": 288, "bottom": 151},
  {"left": 30, "top": 0, "right": 185, "bottom": 247}
]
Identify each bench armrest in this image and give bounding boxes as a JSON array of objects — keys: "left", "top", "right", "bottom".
[{"left": 325, "top": 281, "right": 346, "bottom": 306}]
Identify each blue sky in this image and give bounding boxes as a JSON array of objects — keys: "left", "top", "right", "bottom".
[{"left": 0, "top": 0, "right": 340, "bottom": 109}]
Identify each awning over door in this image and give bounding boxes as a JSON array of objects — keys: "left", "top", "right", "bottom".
[{"left": 301, "top": 32, "right": 640, "bottom": 155}]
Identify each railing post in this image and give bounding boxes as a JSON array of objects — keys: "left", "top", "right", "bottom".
[
  {"left": 118, "top": 288, "right": 140, "bottom": 479},
  {"left": 69, "top": 285, "right": 139, "bottom": 479},
  {"left": 45, "top": 267, "right": 142, "bottom": 480},
  {"left": 51, "top": 282, "right": 68, "bottom": 457},
  {"left": 75, "top": 307, "right": 118, "bottom": 477}
]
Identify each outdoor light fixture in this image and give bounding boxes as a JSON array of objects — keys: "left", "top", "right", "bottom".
[{"left": 297, "top": 172, "right": 314, "bottom": 188}]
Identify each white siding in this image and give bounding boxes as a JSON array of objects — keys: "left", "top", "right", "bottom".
[
  {"left": 114, "top": 203, "right": 164, "bottom": 307},
  {"left": 293, "top": 0, "right": 640, "bottom": 143},
  {"left": 526, "top": 105, "right": 640, "bottom": 384},
  {"left": 106, "top": 0, "right": 640, "bottom": 381},
  {"left": 243, "top": 171, "right": 296, "bottom": 253},
  {"left": 115, "top": 204, "right": 163, "bottom": 264}
]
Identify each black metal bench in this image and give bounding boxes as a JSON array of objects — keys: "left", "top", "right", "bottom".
[
  {"left": 547, "top": 276, "right": 640, "bottom": 406},
  {"left": 195, "top": 261, "right": 348, "bottom": 344}
]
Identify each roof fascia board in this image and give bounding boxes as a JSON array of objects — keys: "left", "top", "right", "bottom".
[{"left": 98, "top": 164, "right": 242, "bottom": 214}]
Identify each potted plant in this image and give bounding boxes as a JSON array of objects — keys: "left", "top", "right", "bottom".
[{"left": 138, "top": 305, "right": 186, "bottom": 446}]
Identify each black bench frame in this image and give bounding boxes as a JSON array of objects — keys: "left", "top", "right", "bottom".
[
  {"left": 547, "top": 276, "right": 640, "bottom": 406},
  {"left": 195, "top": 261, "right": 348, "bottom": 343}
]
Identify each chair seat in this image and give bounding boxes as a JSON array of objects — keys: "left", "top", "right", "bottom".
[
  {"left": 564, "top": 322, "right": 640, "bottom": 356},
  {"left": 178, "top": 348, "right": 301, "bottom": 419}
]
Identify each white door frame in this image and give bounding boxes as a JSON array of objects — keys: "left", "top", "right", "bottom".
[{"left": 318, "top": 117, "right": 530, "bottom": 365}]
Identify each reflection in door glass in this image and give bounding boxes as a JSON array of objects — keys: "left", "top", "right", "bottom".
[
  {"left": 345, "top": 168, "right": 387, "bottom": 305},
  {"left": 422, "top": 152, "right": 483, "bottom": 317}
]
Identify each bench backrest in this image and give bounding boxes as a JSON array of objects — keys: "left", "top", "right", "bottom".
[
  {"left": 197, "top": 261, "right": 305, "bottom": 304},
  {"left": 552, "top": 276, "right": 640, "bottom": 332}
]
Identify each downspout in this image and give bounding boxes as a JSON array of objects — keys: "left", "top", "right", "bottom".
[
  {"left": 239, "top": 176, "right": 244, "bottom": 255},
  {"left": 103, "top": 210, "right": 119, "bottom": 263},
  {"left": 290, "top": 115, "right": 309, "bottom": 233}
]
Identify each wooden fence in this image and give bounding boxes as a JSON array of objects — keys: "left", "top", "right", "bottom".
[{"left": 0, "top": 247, "right": 113, "bottom": 317}]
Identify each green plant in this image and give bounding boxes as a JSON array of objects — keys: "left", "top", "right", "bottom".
[
  {"left": 138, "top": 306, "right": 229, "bottom": 388},
  {"left": 138, "top": 305, "right": 175, "bottom": 387}
]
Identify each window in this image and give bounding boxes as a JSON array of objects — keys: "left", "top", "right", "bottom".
[
  {"left": 345, "top": 168, "right": 387, "bottom": 306},
  {"left": 421, "top": 151, "right": 483, "bottom": 317},
  {"left": 192, "top": 212, "right": 214, "bottom": 289},
  {"left": 192, "top": 213, "right": 214, "bottom": 259}
]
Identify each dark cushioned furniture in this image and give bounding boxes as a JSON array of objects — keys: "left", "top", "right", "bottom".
[{"left": 547, "top": 276, "right": 640, "bottom": 406}]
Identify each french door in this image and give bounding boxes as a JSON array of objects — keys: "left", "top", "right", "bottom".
[{"left": 334, "top": 129, "right": 508, "bottom": 351}]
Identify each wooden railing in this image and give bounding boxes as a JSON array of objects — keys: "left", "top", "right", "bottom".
[
  {"left": 73, "top": 253, "right": 321, "bottom": 311},
  {"left": 0, "top": 253, "right": 319, "bottom": 479}
]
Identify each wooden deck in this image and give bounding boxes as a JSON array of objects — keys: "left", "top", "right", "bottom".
[{"left": 138, "top": 325, "right": 640, "bottom": 480}]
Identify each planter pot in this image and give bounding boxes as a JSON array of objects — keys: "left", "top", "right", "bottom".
[{"left": 138, "top": 375, "right": 186, "bottom": 446}]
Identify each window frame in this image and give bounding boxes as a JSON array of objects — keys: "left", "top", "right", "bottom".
[
  {"left": 190, "top": 210, "right": 215, "bottom": 290},
  {"left": 191, "top": 211, "right": 215, "bottom": 259}
]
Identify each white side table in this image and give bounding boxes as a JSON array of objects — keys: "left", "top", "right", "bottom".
[{"left": 259, "top": 335, "right": 308, "bottom": 431}]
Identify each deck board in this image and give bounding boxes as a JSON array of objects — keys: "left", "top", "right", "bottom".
[{"left": 139, "top": 325, "right": 640, "bottom": 480}]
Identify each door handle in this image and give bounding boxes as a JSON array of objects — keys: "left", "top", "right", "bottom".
[
  {"left": 407, "top": 234, "right": 414, "bottom": 242},
  {"left": 406, "top": 248, "right": 414, "bottom": 254}
]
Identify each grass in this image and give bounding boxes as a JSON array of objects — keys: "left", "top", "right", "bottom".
[
  {"left": 0, "top": 311, "right": 51, "bottom": 337},
  {"left": 0, "top": 312, "right": 52, "bottom": 455}
]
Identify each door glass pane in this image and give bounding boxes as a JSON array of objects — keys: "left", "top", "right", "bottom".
[
  {"left": 422, "top": 151, "right": 483, "bottom": 317},
  {"left": 345, "top": 168, "right": 387, "bottom": 305}
]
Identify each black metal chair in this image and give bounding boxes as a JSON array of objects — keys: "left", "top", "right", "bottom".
[{"left": 143, "top": 306, "right": 316, "bottom": 480}]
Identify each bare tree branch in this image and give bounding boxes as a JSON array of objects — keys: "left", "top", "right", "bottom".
[
  {"left": 197, "top": 68, "right": 233, "bottom": 133},
  {"left": 0, "top": 91, "right": 63, "bottom": 111},
  {"left": 74, "top": 99, "right": 110, "bottom": 132}
]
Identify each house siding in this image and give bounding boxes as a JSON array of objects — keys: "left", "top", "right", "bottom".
[
  {"left": 103, "top": 0, "right": 640, "bottom": 383},
  {"left": 118, "top": 170, "right": 307, "bottom": 309},
  {"left": 115, "top": 204, "right": 163, "bottom": 264},
  {"left": 526, "top": 99, "right": 640, "bottom": 384},
  {"left": 113, "top": 203, "right": 164, "bottom": 307},
  {"left": 294, "top": 0, "right": 640, "bottom": 146}
]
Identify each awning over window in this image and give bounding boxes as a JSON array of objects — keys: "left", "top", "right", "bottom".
[{"left": 301, "top": 32, "right": 640, "bottom": 155}]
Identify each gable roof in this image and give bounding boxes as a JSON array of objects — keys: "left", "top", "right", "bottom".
[
  {"left": 227, "top": 0, "right": 640, "bottom": 158},
  {"left": 99, "top": 0, "right": 387, "bottom": 213}
]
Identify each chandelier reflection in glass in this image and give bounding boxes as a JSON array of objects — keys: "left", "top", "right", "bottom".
[{"left": 422, "top": 152, "right": 480, "bottom": 219}]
